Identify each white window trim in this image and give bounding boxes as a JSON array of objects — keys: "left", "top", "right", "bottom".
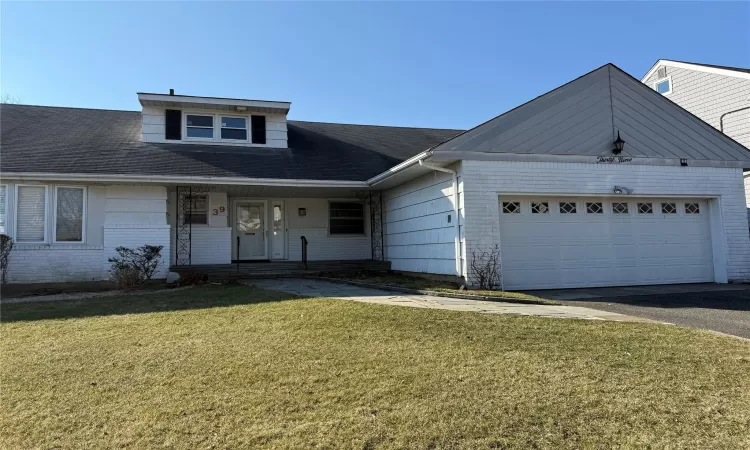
[
  {"left": 219, "top": 115, "right": 249, "bottom": 142},
  {"left": 654, "top": 76, "right": 673, "bottom": 95},
  {"left": 328, "top": 199, "right": 366, "bottom": 237},
  {"left": 15, "top": 184, "right": 48, "bottom": 244},
  {"left": 183, "top": 111, "right": 252, "bottom": 143},
  {"left": 182, "top": 192, "right": 210, "bottom": 226},
  {"left": 184, "top": 112, "right": 216, "bottom": 141},
  {"left": 0, "top": 184, "right": 7, "bottom": 235},
  {"left": 53, "top": 185, "right": 87, "bottom": 244}
]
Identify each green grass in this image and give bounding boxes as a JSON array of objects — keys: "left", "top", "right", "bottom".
[
  {"left": 322, "top": 272, "right": 556, "bottom": 304},
  {"left": 2, "top": 285, "right": 750, "bottom": 449}
]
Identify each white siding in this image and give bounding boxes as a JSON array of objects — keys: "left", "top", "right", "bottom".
[
  {"left": 461, "top": 160, "right": 750, "bottom": 287},
  {"left": 285, "top": 198, "right": 371, "bottom": 261},
  {"left": 644, "top": 66, "right": 750, "bottom": 149},
  {"left": 141, "top": 105, "right": 288, "bottom": 148},
  {"left": 383, "top": 165, "right": 461, "bottom": 275}
]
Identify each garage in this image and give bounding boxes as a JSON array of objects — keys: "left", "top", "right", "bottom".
[{"left": 498, "top": 197, "right": 714, "bottom": 290}]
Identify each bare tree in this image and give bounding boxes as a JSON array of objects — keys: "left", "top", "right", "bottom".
[
  {"left": 0, "top": 93, "right": 21, "bottom": 104},
  {"left": 469, "top": 244, "right": 501, "bottom": 290}
]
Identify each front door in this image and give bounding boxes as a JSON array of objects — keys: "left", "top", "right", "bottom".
[{"left": 235, "top": 202, "right": 266, "bottom": 260}]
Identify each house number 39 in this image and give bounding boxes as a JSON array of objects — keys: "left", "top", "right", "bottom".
[{"left": 212, "top": 206, "right": 226, "bottom": 215}]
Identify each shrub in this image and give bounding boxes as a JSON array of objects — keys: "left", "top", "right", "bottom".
[
  {"left": 0, "top": 234, "right": 14, "bottom": 284},
  {"left": 110, "top": 267, "right": 144, "bottom": 290},
  {"left": 108, "top": 245, "right": 163, "bottom": 288},
  {"left": 469, "top": 244, "right": 501, "bottom": 290}
]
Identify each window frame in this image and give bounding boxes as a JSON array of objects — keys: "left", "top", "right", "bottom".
[
  {"left": 15, "top": 184, "right": 48, "bottom": 244},
  {"left": 183, "top": 112, "right": 260, "bottom": 144},
  {"left": 53, "top": 185, "right": 87, "bottom": 244},
  {"left": 0, "top": 184, "right": 7, "bottom": 235},
  {"left": 328, "top": 200, "right": 366, "bottom": 236},
  {"left": 219, "top": 115, "right": 249, "bottom": 142},
  {"left": 184, "top": 113, "right": 216, "bottom": 140},
  {"left": 654, "top": 76, "right": 672, "bottom": 95},
  {"left": 184, "top": 193, "right": 209, "bottom": 226}
]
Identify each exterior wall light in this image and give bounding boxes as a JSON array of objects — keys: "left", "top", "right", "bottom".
[{"left": 612, "top": 131, "right": 625, "bottom": 155}]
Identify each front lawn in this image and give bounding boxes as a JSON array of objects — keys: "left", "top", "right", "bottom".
[{"left": 2, "top": 285, "right": 749, "bottom": 448}]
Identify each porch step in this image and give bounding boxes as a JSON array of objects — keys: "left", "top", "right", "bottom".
[{"left": 170, "top": 260, "right": 391, "bottom": 281}]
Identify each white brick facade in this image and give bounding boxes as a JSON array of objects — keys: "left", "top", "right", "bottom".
[
  {"left": 461, "top": 160, "right": 750, "bottom": 287},
  {"left": 4, "top": 184, "right": 171, "bottom": 283}
]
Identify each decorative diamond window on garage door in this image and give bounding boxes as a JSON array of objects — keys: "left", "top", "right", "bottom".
[{"left": 498, "top": 197, "right": 714, "bottom": 290}]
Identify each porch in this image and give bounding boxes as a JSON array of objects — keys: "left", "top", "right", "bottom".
[
  {"left": 171, "top": 259, "right": 391, "bottom": 280},
  {"left": 168, "top": 184, "right": 386, "bottom": 270}
]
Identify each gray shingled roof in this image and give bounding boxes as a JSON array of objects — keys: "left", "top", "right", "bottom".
[{"left": 0, "top": 104, "right": 462, "bottom": 181}]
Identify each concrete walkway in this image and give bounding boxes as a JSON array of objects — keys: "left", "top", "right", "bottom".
[{"left": 245, "top": 278, "right": 650, "bottom": 322}]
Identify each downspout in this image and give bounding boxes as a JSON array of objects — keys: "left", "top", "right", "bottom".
[{"left": 419, "top": 160, "right": 462, "bottom": 278}]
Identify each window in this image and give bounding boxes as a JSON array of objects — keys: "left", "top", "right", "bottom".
[
  {"left": 186, "top": 114, "right": 214, "bottom": 138},
  {"left": 637, "top": 203, "right": 653, "bottom": 214},
  {"left": 220, "top": 116, "right": 247, "bottom": 140},
  {"left": 685, "top": 202, "right": 701, "bottom": 214},
  {"left": 329, "top": 202, "right": 365, "bottom": 235},
  {"left": 531, "top": 202, "right": 549, "bottom": 214},
  {"left": 559, "top": 202, "right": 577, "bottom": 214},
  {"left": 661, "top": 203, "right": 677, "bottom": 214},
  {"left": 586, "top": 202, "right": 603, "bottom": 214},
  {"left": 0, "top": 185, "right": 6, "bottom": 234},
  {"left": 655, "top": 77, "right": 672, "bottom": 95},
  {"left": 55, "top": 187, "right": 85, "bottom": 242},
  {"left": 502, "top": 202, "right": 521, "bottom": 214},
  {"left": 184, "top": 194, "right": 208, "bottom": 225},
  {"left": 273, "top": 205, "right": 282, "bottom": 235},
  {"left": 612, "top": 202, "right": 629, "bottom": 214},
  {"left": 16, "top": 185, "right": 47, "bottom": 242}
]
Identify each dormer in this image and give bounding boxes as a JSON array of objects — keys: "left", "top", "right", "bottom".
[{"left": 138, "top": 90, "right": 291, "bottom": 148}]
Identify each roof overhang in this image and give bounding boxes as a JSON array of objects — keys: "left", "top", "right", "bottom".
[
  {"left": 366, "top": 150, "right": 459, "bottom": 189},
  {"left": 642, "top": 59, "right": 750, "bottom": 81},
  {"left": 137, "top": 93, "right": 291, "bottom": 114}
]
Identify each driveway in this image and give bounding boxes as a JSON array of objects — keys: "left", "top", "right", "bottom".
[
  {"left": 245, "top": 278, "right": 649, "bottom": 322},
  {"left": 544, "top": 285, "right": 750, "bottom": 339}
]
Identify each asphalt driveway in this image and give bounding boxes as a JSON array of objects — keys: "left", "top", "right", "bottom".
[{"left": 557, "top": 288, "right": 750, "bottom": 339}]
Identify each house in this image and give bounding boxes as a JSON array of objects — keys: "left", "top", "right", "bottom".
[
  {"left": 641, "top": 60, "right": 750, "bottom": 149},
  {"left": 641, "top": 59, "right": 750, "bottom": 221},
  {"left": 2, "top": 63, "right": 750, "bottom": 290}
]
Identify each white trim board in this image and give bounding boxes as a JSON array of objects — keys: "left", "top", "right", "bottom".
[{"left": 642, "top": 59, "right": 750, "bottom": 82}]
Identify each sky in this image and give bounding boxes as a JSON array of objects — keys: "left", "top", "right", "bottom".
[{"left": 1, "top": 1, "right": 748, "bottom": 130}]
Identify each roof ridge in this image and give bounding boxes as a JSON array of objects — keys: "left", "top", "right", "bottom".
[{"left": 289, "top": 119, "right": 464, "bottom": 131}]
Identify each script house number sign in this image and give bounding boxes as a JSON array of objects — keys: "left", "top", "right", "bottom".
[{"left": 596, "top": 156, "right": 633, "bottom": 164}]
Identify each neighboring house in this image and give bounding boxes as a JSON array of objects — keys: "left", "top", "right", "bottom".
[
  {"left": 641, "top": 59, "right": 750, "bottom": 221},
  {"left": 2, "top": 63, "right": 750, "bottom": 290}
]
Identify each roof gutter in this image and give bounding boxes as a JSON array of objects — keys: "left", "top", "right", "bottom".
[
  {"left": 0, "top": 172, "right": 368, "bottom": 188},
  {"left": 366, "top": 150, "right": 434, "bottom": 186}
]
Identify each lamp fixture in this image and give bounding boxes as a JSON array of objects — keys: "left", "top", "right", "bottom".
[{"left": 612, "top": 131, "right": 625, "bottom": 155}]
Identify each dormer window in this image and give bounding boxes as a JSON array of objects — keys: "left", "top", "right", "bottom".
[
  {"left": 220, "top": 116, "right": 248, "bottom": 140},
  {"left": 186, "top": 114, "right": 214, "bottom": 138}
]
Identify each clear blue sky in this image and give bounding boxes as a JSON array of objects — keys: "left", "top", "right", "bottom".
[{"left": 2, "top": 2, "right": 748, "bottom": 130}]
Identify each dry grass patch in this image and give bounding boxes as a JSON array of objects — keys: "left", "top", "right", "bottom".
[
  {"left": 2, "top": 284, "right": 749, "bottom": 449},
  {"left": 321, "top": 271, "right": 555, "bottom": 304}
]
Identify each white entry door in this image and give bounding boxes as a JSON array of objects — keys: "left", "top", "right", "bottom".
[
  {"left": 498, "top": 197, "right": 714, "bottom": 290},
  {"left": 235, "top": 202, "right": 266, "bottom": 260}
]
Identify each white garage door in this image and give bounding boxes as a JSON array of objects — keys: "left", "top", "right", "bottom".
[{"left": 499, "top": 197, "right": 714, "bottom": 290}]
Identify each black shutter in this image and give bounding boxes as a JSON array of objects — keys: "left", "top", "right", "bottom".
[
  {"left": 251, "top": 115, "right": 266, "bottom": 144},
  {"left": 165, "top": 109, "right": 181, "bottom": 140}
]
